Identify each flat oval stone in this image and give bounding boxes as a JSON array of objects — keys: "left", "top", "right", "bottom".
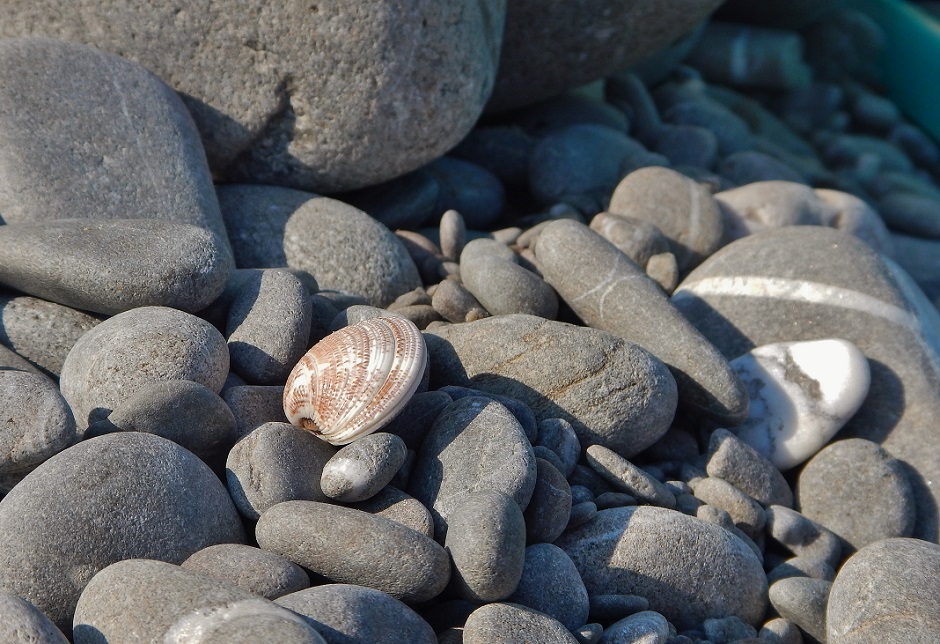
[
  {"left": 557, "top": 506, "right": 767, "bottom": 629},
  {"left": 729, "top": 338, "right": 871, "bottom": 471},
  {"left": 535, "top": 418, "right": 581, "bottom": 477},
  {"left": 601, "top": 611, "right": 670, "bottom": 644},
  {"left": 588, "top": 212, "right": 672, "bottom": 269},
  {"left": 768, "top": 577, "right": 830, "bottom": 643},
  {"left": 507, "top": 543, "right": 590, "bottom": 632},
  {"left": 59, "top": 306, "right": 229, "bottom": 430},
  {"left": 426, "top": 315, "right": 677, "bottom": 457},
  {"left": 535, "top": 219, "right": 747, "bottom": 425},
  {"left": 0, "top": 591, "right": 68, "bottom": 644},
  {"left": 0, "top": 433, "right": 245, "bottom": 635},
  {"left": 407, "top": 396, "right": 537, "bottom": 538},
  {"left": 446, "top": 490, "right": 527, "bottom": 602},
  {"left": 585, "top": 445, "right": 676, "bottom": 509},
  {"left": 0, "top": 219, "right": 232, "bottom": 316},
  {"left": 276, "top": 584, "right": 435, "bottom": 644},
  {"left": 706, "top": 428, "right": 794, "bottom": 508},
  {"left": 282, "top": 197, "right": 421, "bottom": 308},
  {"left": 0, "top": 370, "right": 77, "bottom": 478},
  {"left": 320, "top": 433, "right": 408, "bottom": 503},
  {"left": 827, "top": 537, "right": 940, "bottom": 643},
  {"left": 256, "top": 500, "right": 450, "bottom": 602},
  {"left": 524, "top": 458, "right": 572, "bottom": 544},
  {"left": 73, "top": 559, "right": 323, "bottom": 644},
  {"left": 226, "top": 421, "right": 336, "bottom": 521},
  {"left": 182, "top": 543, "right": 310, "bottom": 600},
  {"left": 460, "top": 254, "right": 559, "bottom": 319},
  {"left": 463, "top": 603, "right": 579, "bottom": 644},
  {"left": 796, "top": 438, "right": 916, "bottom": 550},
  {"left": 349, "top": 485, "right": 434, "bottom": 538}
]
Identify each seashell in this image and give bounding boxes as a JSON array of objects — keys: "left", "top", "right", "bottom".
[{"left": 283, "top": 314, "right": 427, "bottom": 445}]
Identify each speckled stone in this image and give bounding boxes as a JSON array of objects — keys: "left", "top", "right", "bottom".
[
  {"left": 348, "top": 485, "right": 434, "bottom": 538},
  {"left": 766, "top": 505, "right": 842, "bottom": 570},
  {"left": 222, "top": 385, "right": 287, "bottom": 439},
  {"left": 687, "top": 476, "right": 767, "bottom": 540},
  {"left": 523, "top": 458, "right": 572, "bottom": 544},
  {"left": 585, "top": 445, "right": 676, "bottom": 509},
  {"left": 601, "top": 611, "right": 670, "bottom": 644},
  {"left": 769, "top": 577, "right": 830, "bottom": 643},
  {"left": 425, "top": 157, "right": 506, "bottom": 230},
  {"left": 0, "top": 591, "right": 68, "bottom": 644},
  {"left": 460, "top": 253, "right": 559, "bottom": 319},
  {"left": 342, "top": 168, "right": 440, "bottom": 230},
  {"left": 320, "top": 433, "right": 407, "bottom": 503},
  {"left": 182, "top": 543, "right": 310, "bottom": 600},
  {"left": 535, "top": 417, "right": 581, "bottom": 477},
  {"left": 463, "top": 602, "right": 579, "bottom": 643},
  {"left": 508, "top": 543, "right": 590, "bottom": 632},
  {"left": 706, "top": 428, "right": 794, "bottom": 508}
]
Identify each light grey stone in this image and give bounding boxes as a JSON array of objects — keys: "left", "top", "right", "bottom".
[
  {"left": 0, "top": 591, "right": 68, "bottom": 644},
  {"left": 182, "top": 543, "right": 310, "bottom": 600},
  {"left": 535, "top": 417, "right": 581, "bottom": 477},
  {"left": 688, "top": 476, "right": 767, "bottom": 540},
  {"left": 601, "top": 611, "right": 670, "bottom": 644},
  {"left": 320, "top": 433, "right": 407, "bottom": 503},
  {"left": 769, "top": 578, "right": 830, "bottom": 643},
  {"left": 706, "top": 428, "right": 793, "bottom": 508},
  {"left": 222, "top": 385, "right": 287, "bottom": 439},
  {"left": 463, "top": 602, "right": 579, "bottom": 643},
  {"left": 765, "top": 505, "right": 842, "bottom": 570},
  {"left": 461, "top": 254, "right": 558, "bottom": 318},
  {"left": 585, "top": 445, "right": 676, "bottom": 509}
]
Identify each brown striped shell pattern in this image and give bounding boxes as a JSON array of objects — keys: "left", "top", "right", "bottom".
[{"left": 282, "top": 314, "right": 428, "bottom": 445}]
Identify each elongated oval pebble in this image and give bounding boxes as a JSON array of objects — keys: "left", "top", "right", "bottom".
[{"left": 320, "top": 433, "right": 407, "bottom": 502}]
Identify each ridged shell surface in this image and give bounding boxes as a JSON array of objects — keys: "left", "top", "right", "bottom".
[{"left": 283, "top": 315, "right": 427, "bottom": 445}]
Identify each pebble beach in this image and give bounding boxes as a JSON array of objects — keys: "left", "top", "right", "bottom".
[{"left": 1, "top": 0, "right": 939, "bottom": 642}]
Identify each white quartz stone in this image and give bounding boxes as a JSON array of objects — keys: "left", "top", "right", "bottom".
[{"left": 729, "top": 338, "right": 871, "bottom": 471}]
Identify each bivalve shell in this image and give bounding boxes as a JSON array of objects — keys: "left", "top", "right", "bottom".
[{"left": 283, "top": 315, "right": 427, "bottom": 445}]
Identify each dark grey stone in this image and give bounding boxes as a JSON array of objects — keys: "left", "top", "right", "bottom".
[
  {"left": 425, "top": 157, "right": 506, "bottom": 230},
  {"left": 438, "top": 385, "right": 539, "bottom": 442},
  {"left": 797, "top": 438, "right": 916, "bottom": 551},
  {"left": 86, "top": 379, "right": 237, "bottom": 458},
  {"left": 672, "top": 225, "right": 940, "bottom": 539},
  {"left": 535, "top": 219, "right": 747, "bottom": 425},
  {"left": 0, "top": 433, "right": 245, "bottom": 635},
  {"left": 451, "top": 126, "right": 537, "bottom": 187},
  {"left": 508, "top": 543, "right": 589, "bottom": 631},
  {"left": 0, "top": 591, "right": 68, "bottom": 644},
  {"left": 222, "top": 385, "right": 287, "bottom": 439},
  {"left": 0, "top": 219, "right": 232, "bottom": 316},
  {"left": 605, "top": 72, "right": 661, "bottom": 145},
  {"left": 588, "top": 594, "right": 650, "bottom": 623},
  {"left": 182, "top": 543, "right": 310, "bottom": 600},
  {"left": 407, "top": 396, "right": 537, "bottom": 538},
  {"left": 878, "top": 192, "right": 940, "bottom": 239},
  {"left": 765, "top": 506, "right": 842, "bottom": 570},
  {"left": 576, "top": 623, "right": 605, "bottom": 644},
  {"left": 594, "top": 492, "right": 638, "bottom": 510},
  {"left": 226, "top": 421, "right": 336, "bottom": 520},
  {"left": 688, "top": 476, "right": 766, "bottom": 540},
  {"left": 432, "top": 278, "right": 488, "bottom": 323},
  {"left": 588, "top": 212, "right": 672, "bottom": 270},
  {"left": 702, "top": 615, "right": 758, "bottom": 643},
  {"left": 425, "top": 315, "right": 677, "bottom": 457},
  {"left": 601, "top": 611, "right": 670, "bottom": 644},
  {"left": 59, "top": 306, "right": 229, "bottom": 429},
  {"left": 769, "top": 578, "right": 830, "bottom": 643},
  {"left": 524, "top": 458, "right": 572, "bottom": 544},
  {"left": 320, "top": 433, "right": 407, "bottom": 503},
  {"left": 585, "top": 445, "right": 676, "bottom": 509},
  {"left": 514, "top": 93, "right": 629, "bottom": 137},
  {"left": 557, "top": 506, "right": 767, "bottom": 629},
  {"left": 348, "top": 485, "right": 434, "bottom": 538},
  {"left": 651, "top": 123, "right": 719, "bottom": 168},
  {"left": 463, "top": 602, "right": 579, "bottom": 643},
  {"left": 719, "top": 151, "right": 807, "bottom": 186},
  {"left": 662, "top": 99, "right": 754, "bottom": 155},
  {"left": 276, "top": 584, "right": 436, "bottom": 644},
  {"left": 759, "top": 618, "right": 804, "bottom": 644},
  {"left": 535, "top": 417, "right": 581, "bottom": 477},
  {"left": 341, "top": 168, "right": 440, "bottom": 230},
  {"left": 766, "top": 555, "right": 836, "bottom": 585},
  {"left": 827, "top": 537, "right": 940, "bottom": 643},
  {"left": 439, "top": 209, "right": 467, "bottom": 261},
  {"left": 461, "top": 253, "right": 559, "bottom": 319},
  {"left": 706, "top": 428, "right": 793, "bottom": 508},
  {"left": 73, "top": 559, "right": 322, "bottom": 644},
  {"left": 383, "top": 389, "right": 452, "bottom": 451},
  {"left": 0, "top": 38, "right": 227, "bottom": 243},
  {"left": 256, "top": 500, "right": 450, "bottom": 603}
]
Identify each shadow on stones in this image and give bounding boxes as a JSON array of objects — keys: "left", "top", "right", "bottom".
[
  {"left": 670, "top": 293, "right": 756, "bottom": 359},
  {"left": 898, "top": 459, "right": 938, "bottom": 543},
  {"left": 838, "top": 358, "right": 906, "bottom": 445},
  {"left": 175, "top": 92, "right": 254, "bottom": 181},
  {"left": 72, "top": 624, "right": 106, "bottom": 644}
]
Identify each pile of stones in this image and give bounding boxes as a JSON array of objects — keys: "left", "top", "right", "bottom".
[{"left": 0, "top": 1, "right": 938, "bottom": 642}]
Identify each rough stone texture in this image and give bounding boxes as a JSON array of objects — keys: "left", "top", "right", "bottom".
[
  {"left": 557, "top": 506, "right": 768, "bottom": 629},
  {"left": 601, "top": 611, "right": 670, "bottom": 644},
  {"left": 797, "top": 438, "right": 916, "bottom": 551},
  {"left": 524, "top": 458, "right": 572, "bottom": 544},
  {"left": 768, "top": 577, "right": 830, "bottom": 643},
  {"left": 507, "top": 543, "right": 590, "bottom": 632},
  {"left": 0, "top": 3, "right": 506, "bottom": 193},
  {"left": 0, "top": 433, "right": 245, "bottom": 635},
  {"left": 348, "top": 485, "right": 434, "bottom": 538},
  {"left": 0, "top": 340, "right": 43, "bottom": 375},
  {"left": 535, "top": 417, "right": 581, "bottom": 477},
  {"left": 256, "top": 500, "right": 450, "bottom": 602},
  {"left": 536, "top": 219, "right": 747, "bottom": 425},
  {"left": 460, "top": 254, "right": 559, "bottom": 319},
  {"left": 463, "top": 603, "right": 579, "bottom": 643},
  {"left": 0, "top": 219, "right": 232, "bottom": 316},
  {"left": 320, "top": 433, "right": 407, "bottom": 503},
  {"left": 222, "top": 385, "right": 288, "bottom": 439},
  {"left": 487, "top": 0, "right": 724, "bottom": 112},
  {"left": 426, "top": 315, "right": 677, "bottom": 457},
  {"left": 585, "top": 445, "right": 676, "bottom": 509},
  {"left": 688, "top": 476, "right": 766, "bottom": 540},
  {"left": 672, "top": 226, "right": 940, "bottom": 540},
  {"left": 182, "top": 543, "right": 310, "bottom": 600},
  {"left": 276, "top": 584, "right": 436, "bottom": 644},
  {"left": 827, "top": 537, "right": 940, "bottom": 643},
  {"left": 73, "top": 559, "right": 323, "bottom": 644},
  {"left": 282, "top": 197, "right": 421, "bottom": 308},
  {"left": 407, "top": 396, "right": 537, "bottom": 538},
  {"left": 706, "top": 428, "right": 794, "bottom": 508},
  {"left": 0, "top": 295, "right": 101, "bottom": 377},
  {"left": 0, "top": 591, "right": 68, "bottom": 644},
  {"left": 0, "top": 38, "right": 228, "bottom": 241},
  {"left": 59, "top": 306, "right": 229, "bottom": 429},
  {"left": 226, "top": 421, "right": 336, "bottom": 521}
]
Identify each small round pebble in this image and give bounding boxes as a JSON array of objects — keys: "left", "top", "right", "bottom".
[
  {"left": 320, "top": 433, "right": 407, "bottom": 503},
  {"left": 182, "top": 543, "right": 310, "bottom": 600},
  {"left": 706, "top": 428, "right": 793, "bottom": 508},
  {"left": 431, "top": 278, "right": 487, "bottom": 323},
  {"left": 535, "top": 417, "right": 581, "bottom": 477},
  {"left": 460, "top": 253, "right": 559, "bottom": 318},
  {"left": 523, "top": 458, "right": 572, "bottom": 544},
  {"left": 463, "top": 603, "right": 579, "bottom": 644},
  {"left": 601, "top": 611, "right": 670, "bottom": 644},
  {"left": 759, "top": 617, "right": 804, "bottom": 644},
  {"left": 439, "top": 209, "right": 467, "bottom": 261},
  {"left": 703, "top": 615, "right": 758, "bottom": 643}
]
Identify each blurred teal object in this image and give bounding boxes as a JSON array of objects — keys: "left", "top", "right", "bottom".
[{"left": 856, "top": 0, "right": 940, "bottom": 142}]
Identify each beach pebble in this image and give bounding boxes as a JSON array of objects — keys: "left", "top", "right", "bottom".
[
  {"left": 514, "top": 93, "right": 629, "bottom": 137},
  {"left": 226, "top": 421, "right": 336, "bottom": 520},
  {"left": 451, "top": 126, "right": 536, "bottom": 187},
  {"left": 0, "top": 591, "right": 68, "bottom": 643},
  {"left": 585, "top": 445, "right": 676, "bottom": 509},
  {"left": 0, "top": 340, "right": 44, "bottom": 375},
  {"left": 535, "top": 219, "right": 747, "bottom": 425},
  {"left": 431, "top": 278, "right": 488, "bottom": 323},
  {"left": 256, "top": 500, "right": 449, "bottom": 603},
  {"left": 348, "top": 485, "right": 434, "bottom": 538},
  {"left": 276, "top": 584, "right": 436, "bottom": 644},
  {"left": 766, "top": 505, "right": 842, "bottom": 570},
  {"left": 425, "top": 157, "right": 506, "bottom": 230},
  {"left": 0, "top": 370, "right": 77, "bottom": 480},
  {"left": 342, "top": 168, "right": 440, "bottom": 230},
  {"left": 796, "top": 438, "right": 916, "bottom": 550},
  {"left": 810, "top": 189, "right": 895, "bottom": 255},
  {"left": 703, "top": 615, "right": 758, "bottom": 643},
  {"left": 877, "top": 192, "right": 940, "bottom": 239},
  {"left": 652, "top": 123, "right": 719, "bottom": 168},
  {"left": 438, "top": 385, "right": 539, "bottom": 442},
  {"left": 719, "top": 150, "right": 807, "bottom": 185},
  {"left": 589, "top": 594, "right": 650, "bottom": 623},
  {"left": 320, "top": 433, "right": 407, "bottom": 503},
  {"left": 601, "top": 611, "right": 671, "bottom": 644},
  {"left": 714, "top": 181, "right": 832, "bottom": 239},
  {"left": 827, "top": 537, "right": 940, "bottom": 643},
  {"left": 439, "top": 209, "right": 467, "bottom": 261},
  {"left": 607, "top": 166, "right": 726, "bottom": 272},
  {"left": 463, "top": 603, "right": 579, "bottom": 644},
  {"left": 0, "top": 219, "right": 232, "bottom": 316},
  {"left": 0, "top": 295, "right": 101, "bottom": 377},
  {"left": 728, "top": 338, "right": 871, "bottom": 470},
  {"left": 382, "top": 389, "right": 452, "bottom": 451},
  {"left": 426, "top": 314, "right": 677, "bottom": 457},
  {"left": 0, "top": 38, "right": 227, "bottom": 242},
  {"left": 768, "top": 578, "right": 830, "bottom": 643},
  {"left": 588, "top": 212, "right": 672, "bottom": 269},
  {"left": 557, "top": 506, "right": 767, "bottom": 629},
  {"left": 766, "top": 555, "right": 836, "bottom": 585},
  {"left": 508, "top": 544, "right": 589, "bottom": 631},
  {"left": 85, "top": 379, "right": 237, "bottom": 458},
  {"left": 59, "top": 306, "right": 229, "bottom": 429},
  {"left": 73, "top": 559, "right": 322, "bottom": 644},
  {"left": 182, "top": 543, "right": 310, "bottom": 600},
  {"left": 535, "top": 418, "right": 581, "bottom": 477},
  {"left": 446, "top": 490, "right": 526, "bottom": 602},
  {"left": 706, "top": 428, "right": 793, "bottom": 508},
  {"left": 760, "top": 618, "right": 804, "bottom": 644},
  {"left": 663, "top": 99, "right": 754, "bottom": 155},
  {"left": 891, "top": 233, "right": 940, "bottom": 301},
  {"left": 459, "top": 237, "right": 519, "bottom": 265},
  {"left": 460, "top": 253, "right": 559, "bottom": 318},
  {"left": 524, "top": 458, "right": 572, "bottom": 543},
  {"left": 226, "top": 269, "right": 312, "bottom": 385},
  {"left": 687, "top": 476, "right": 766, "bottom": 540},
  {"left": 0, "top": 433, "right": 244, "bottom": 634},
  {"left": 282, "top": 198, "right": 421, "bottom": 308},
  {"left": 568, "top": 502, "right": 598, "bottom": 530},
  {"left": 407, "top": 396, "right": 536, "bottom": 538},
  {"left": 222, "top": 385, "right": 287, "bottom": 439}
]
